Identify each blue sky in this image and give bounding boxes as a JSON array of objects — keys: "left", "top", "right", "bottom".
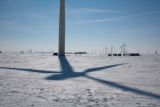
[{"left": 0, "top": 0, "right": 160, "bottom": 53}]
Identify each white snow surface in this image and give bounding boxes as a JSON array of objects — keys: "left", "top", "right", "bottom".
[{"left": 0, "top": 53, "right": 160, "bottom": 107}]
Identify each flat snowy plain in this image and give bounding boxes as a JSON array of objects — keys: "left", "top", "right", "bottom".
[{"left": 0, "top": 53, "right": 160, "bottom": 107}]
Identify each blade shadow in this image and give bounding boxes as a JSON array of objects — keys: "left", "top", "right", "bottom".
[
  {"left": 85, "top": 75, "right": 160, "bottom": 99},
  {"left": 83, "top": 63, "right": 125, "bottom": 74},
  {"left": 0, "top": 67, "right": 60, "bottom": 74}
]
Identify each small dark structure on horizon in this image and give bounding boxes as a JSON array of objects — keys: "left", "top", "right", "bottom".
[
  {"left": 113, "top": 54, "right": 118, "bottom": 56},
  {"left": 53, "top": 53, "right": 58, "bottom": 56},
  {"left": 108, "top": 54, "right": 112, "bottom": 56},
  {"left": 118, "top": 54, "right": 121, "bottom": 56},
  {"left": 129, "top": 53, "right": 140, "bottom": 56},
  {"left": 0, "top": 51, "right": 2, "bottom": 54},
  {"left": 108, "top": 53, "right": 122, "bottom": 56},
  {"left": 108, "top": 53, "right": 140, "bottom": 56},
  {"left": 74, "top": 51, "right": 87, "bottom": 54},
  {"left": 155, "top": 51, "right": 158, "bottom": 55}
]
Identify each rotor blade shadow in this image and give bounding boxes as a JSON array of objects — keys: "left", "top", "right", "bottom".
[
  {"left": 85, "top": 75, "right": 160, "bottom": 99},
  {"left": 0, "top": 67, "right": 60, "bottom": 74},
  {"left": 84, "top": 64, "right": 126, "bottom": 74}
]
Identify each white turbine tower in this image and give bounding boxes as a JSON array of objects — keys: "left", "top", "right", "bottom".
[{"left": 59, "top": 0, "right": 65, "bottom": 56}]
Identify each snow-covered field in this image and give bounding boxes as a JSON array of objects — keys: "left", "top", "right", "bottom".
[{"left": 0, "top": 53, "right": 160, "bottom": 107}]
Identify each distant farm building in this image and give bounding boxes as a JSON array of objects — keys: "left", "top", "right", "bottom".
[{"left": 108, "top": 53, "right": 140, "bottom": 56}]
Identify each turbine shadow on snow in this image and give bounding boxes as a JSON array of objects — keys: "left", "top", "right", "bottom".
[
  {"left": 0, "top": 67, "right": 60, "bottom": 74},
  {"left": 0, "top": 56, "right": 160, "bottom": 99},
  {"left": 46, "top": 56, "right": 124, "bottom": 80},
  {"left": 46, "top": 56, "right": 160, "bottom": 99}
]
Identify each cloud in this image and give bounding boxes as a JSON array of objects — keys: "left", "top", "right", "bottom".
[
  {"left": 67, "top": 8, "right": 120, "bottom": 14},
  {"left": 80, "top": 11, "right": 160, "bottom": 23},
  {"left": 79, "top": 8, "right": 118, "bottom": 13}
]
